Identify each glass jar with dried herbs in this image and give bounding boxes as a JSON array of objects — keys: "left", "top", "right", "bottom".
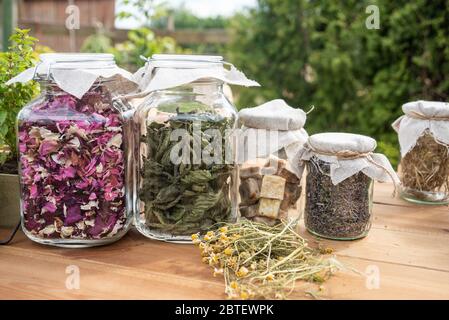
[
  {"left": 10, "top": 53, "right": 137, "bottom": 247},
  {"left": 393, "top": 101, "right": 449, "bottom": 204},
  {"left": 299, "top": 133, "right": 399, "bottom": 240},
  {"left": 237, "top": 99, "right": 308, "bottom": 226},
  {"left": 131, "top": 55, "right": 259, "bottom": 242}
]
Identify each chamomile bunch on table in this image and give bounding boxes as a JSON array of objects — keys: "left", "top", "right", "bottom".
[{"left": 192, "top": 219, "right": 343, "bottom": 300}]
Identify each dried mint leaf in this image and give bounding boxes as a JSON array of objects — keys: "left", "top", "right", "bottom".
[{"left": 139, "top": 105, "right": 235, "bottom": 236}]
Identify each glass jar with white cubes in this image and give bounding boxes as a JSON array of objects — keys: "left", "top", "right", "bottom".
[{"left": 237, "top": 99, "right": 308, "bottom": 226}]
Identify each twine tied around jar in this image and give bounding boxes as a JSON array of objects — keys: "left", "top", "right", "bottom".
[
  {"left": 304, "top": 142, "right": 399, "bottom": 196},
  {"left": 407, "top": 110, "right": 449, "bottom": 121}
]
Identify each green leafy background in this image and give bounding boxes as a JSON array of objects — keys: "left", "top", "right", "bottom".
[
  {"left": 0, "top": 29, "right": 40, "bottom": 165},
  {"left": 228, "top": 0, "right": 449, "bottom": 166}
]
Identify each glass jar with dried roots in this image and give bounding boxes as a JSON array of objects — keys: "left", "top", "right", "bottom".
[
  {"left": 400, "top": 131, "right": 449, "bottom": 204},
  {"left": 393, "top": 101, "right": 449, "bottom": 205}
]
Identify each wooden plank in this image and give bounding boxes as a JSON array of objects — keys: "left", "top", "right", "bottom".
[
  {"left": 372, "top": 203, "right": 449, "bottom": 236},
  {"left": 316, "top": 256, "right": 449, "bottom": 300},
  {"left": 1, "top": 231, "right": 448, "bottom": 299},
  {"left": 18, "top": 22, "right": 230, "bottom": 46},
  {"left": 373, "top": 181, "right": 449, "bottom": 209},
  {"left": 18, "top": 0, "right": 115, "bottom": 28},
  {"left": 298, "top": 224, "right": 449, "bottom": 272},
  {"left": 0, "top": 247, "right": 224, "bottom": 299},
  {"left": 1, "top": 182, "right": 449, "bottom": 299}
]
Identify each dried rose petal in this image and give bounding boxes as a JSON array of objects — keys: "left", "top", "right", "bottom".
[
  {"left": 18, "top": 86, "right": 128, "bottom": 241},
  {"left": 42, "top": 202, "right": 57, "bottom": 213},
  {"left": 65, "top": 206, "right": 83, "bottom": 225},
  {"left": 30, "top": 185, "right": 38, "bottom": 199},
  {"left": 38, "top": 140, "right": 59, "bottom": 156}
]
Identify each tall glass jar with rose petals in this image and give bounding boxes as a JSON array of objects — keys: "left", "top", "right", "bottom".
[{"left": 16, "top": 54, "right": 135, "bottom": 247}]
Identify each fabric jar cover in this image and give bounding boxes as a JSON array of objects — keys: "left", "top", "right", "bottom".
[
  {"left": 299, "top": 132, "right": 400, "bottom": 186},
  {"left": 392, "top": 100, "right": 449, "bottom": 157},
  {"left": 237, "top": 99, "right": 308, "bottom": 177},
  {"left": 6, "top": 53, "right": 138, "bottom": 99},
  {"left": 130, "top": 54, "right": 260, "bottom": 94}
]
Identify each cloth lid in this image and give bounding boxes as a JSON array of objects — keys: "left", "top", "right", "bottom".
[
  {"left": 299, "top": 132, "right": 399, "bottom": 187},
  {"left": 131, "top": 54, "right": 260, "bottom": 93},
  {"left": 403, "top": 100, "right": 449, "bottom": 118},
  {"left": 6, "top": 53, "right": 136, "bottom": 99},
  {"left": 238, "top": 99, "right": 306, "bottom": 131},
  {"left": 392, "top": 100, "right": 449, "bottom": 157},
  {"left": 308, "top": 132, "right": 377, "bottom": 154}
]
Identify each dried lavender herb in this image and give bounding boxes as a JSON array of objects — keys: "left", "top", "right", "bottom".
[
  {"left": 304, "top": 157, "right": 373, "bottom": 240},
  {"left": 139, "top": 111, "right": 235, "bottom": 236},
  {"left": 401, "top": 131, "right": 449, "bottom": 202}
]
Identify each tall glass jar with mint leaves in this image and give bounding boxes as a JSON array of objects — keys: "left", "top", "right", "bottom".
[{"left": 132, "top": 54, "right": 259, "bottom": 242}]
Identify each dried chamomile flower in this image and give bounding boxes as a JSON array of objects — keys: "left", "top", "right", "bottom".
[
  {"left": 219, "top": 226, "right": 228, "bottom": 233},
  {"left": 193, "top": 219, "right": 342, "bottom": 300},
  {"left": 224, "top": 247, "right": 233, "bottom": 256},
  {"left": 236, "top": 266, "right": 249, "bottom": 278},
  {"left": 229, "top": 281, "right": 239, "bottom": 290}
]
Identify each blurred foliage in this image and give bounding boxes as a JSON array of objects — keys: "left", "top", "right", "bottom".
[
  {"left": 228, "top": 0, "right": 449, "bottom": 166},
  {"left": 84, "top": 0, "right": 188, "bottom": 71},
  {"left": 112, "top": 28, "right": 184, "bottom": 70},
  {"left": 0, "top": 29, "right": 40, "bottom": 165},
  {"left": 80, "top": 31, "right": 113, "bottom": 54},
  {"left": 152, "top": 6, "right": 227, "bottom": 30},
  {"left": 116, "top": 0, "right": 164, "bottom": 24},
  {"left": 151, "top": 6, "right": 228, "bottom": 54},
  {"left": 82, "top": 27, "right": 184, "bottom": 71}
]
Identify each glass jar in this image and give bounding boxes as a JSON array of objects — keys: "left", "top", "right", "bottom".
[
  {"left": 304, "top": 156, "right": 374, "bottom": 240},
  {"left": 134, "top": 56, "right": 238, "bottom": 242},
  {"left": 237, "top": 100, "right": 307, "bottom": 226},
  {"left": 239, "top": 154, "right": 303, "bottom": 226},
  {"left": 17, "top": 54, "right": 133, "bottom": 247},
  {"left": 400, "top": 131, "right": 449, "bottom": 204},
  {"left": 300, "top": 132, "right": 397, "bottom": 240},
  {"left": 393, "top": 101, "right": 449, "bottom": 205}
]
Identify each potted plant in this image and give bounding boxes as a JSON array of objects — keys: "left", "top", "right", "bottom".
[{"left": 0, "top": 29, "right": 39, "bottom": 228}]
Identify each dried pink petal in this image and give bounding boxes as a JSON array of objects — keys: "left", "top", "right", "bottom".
[
  {"left": 42, "top": 202, "right": 57, "bottom": 213},
  {"left": 18, "top": 87, "right": 128, "bottom": 242},
  {"left": 38, "top": 140, "right": 59, "bottom": 156},
  {"left": 30, "top": 185, "right": 38, "bottom": 199}
]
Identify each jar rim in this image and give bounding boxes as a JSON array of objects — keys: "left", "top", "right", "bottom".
[
  {"left": 40, "top": 53, "right": 115, "bottom": 63},
  {"left": 149, "top": 54, "right": 224, "bottom": 69},
  {"left": 34, "top": 53, "right": 117, "bottom": 80}
]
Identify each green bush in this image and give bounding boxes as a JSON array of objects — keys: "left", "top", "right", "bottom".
[
  {"left": 0, "top": 29, "right": 39, "bottom": 166},
  {"left": 228, "top": 0, "right": 449, "bottom": 166}
]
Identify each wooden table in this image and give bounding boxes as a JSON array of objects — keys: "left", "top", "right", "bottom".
[{"left": 1, "top": 182, "right": 448, "bottom": 300}]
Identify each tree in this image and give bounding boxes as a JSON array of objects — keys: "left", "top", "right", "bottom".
[{"left": 228, "top": 0, "right": 449, "bottom": 165}]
